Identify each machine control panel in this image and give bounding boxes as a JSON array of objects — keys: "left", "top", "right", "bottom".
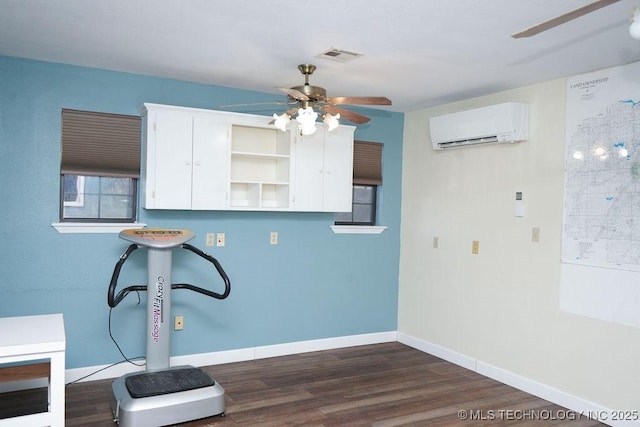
[{"left": 120, "top": 228, "right": 195, "bottom": 249}]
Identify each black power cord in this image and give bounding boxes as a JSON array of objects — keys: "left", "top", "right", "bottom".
[
  {"left": 65, "top": 292, "right": 146, "bottom": 388},
  {"left": 108, "top": 304, "right": 145, "bottom": 367}
]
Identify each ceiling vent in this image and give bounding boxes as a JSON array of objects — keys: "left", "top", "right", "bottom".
[{"left": 315, "top": 48, "right": 363, "bottom": 63}]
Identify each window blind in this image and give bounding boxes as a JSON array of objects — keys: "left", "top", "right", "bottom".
[
  {"left": 61, "top": 109, "right": 141, "bottom": 178},
  {"left": 353, "top": 140, "right": 383, "bottom": 185}
]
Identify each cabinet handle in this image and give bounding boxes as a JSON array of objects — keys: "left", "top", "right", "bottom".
[
  {"left": 195, "top": 161, "right": 201, "bottom": 166},
  {"left": 185, "top": 161, "right": 191, "bottom": 165}
]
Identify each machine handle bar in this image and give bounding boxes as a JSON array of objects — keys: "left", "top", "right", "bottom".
[
  {"left": 107, "top": 244, "right": 140, "bottom": 307},
  {"left": 174, "top": 243, "right": 231, "bottom": 300},
  {"left": 107, "top": 243, "right": 231, "bottom": 308}
]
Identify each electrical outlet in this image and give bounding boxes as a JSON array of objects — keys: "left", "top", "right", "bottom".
[
  {"left": 270, "top": 231, "right": 278, "bottom": 245},
  {"left": 217, "top": 233, "right": 225, "bottom": 247},
  {"left": 532, "top": 227, "right": 540, "bottom": 243},
  {"left": 174, "top": 315, "right": 184, "bottom": 331},
  {"left": 206, "top": 233, "right": 215, "bottom": 247},
  {"left": 472, "top": 240, "right": 479, "bottom": 255}
]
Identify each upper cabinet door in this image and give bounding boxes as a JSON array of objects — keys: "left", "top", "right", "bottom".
[
  {"left": 292, "top": 124, "right": 355, "bottom": 212},
  {"left": 322, "top": 125, "right": 354, "bottom": 212},
  {"left": 143, "top": 105, "right": 230, "bottom": 210},
  {"left": 292, "top": 130, "right": 325, "bottom": 211},
  {"left": 146, "top": 108, "right": 194, "bottom": 209},
  {"left": 191, "top": 113, "right": 230, "bottom": 210}
]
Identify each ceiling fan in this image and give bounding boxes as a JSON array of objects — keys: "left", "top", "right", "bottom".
[
  {"left": 512, "top": 0, "right": 622, "bottom": 38},
  {"left": 218, "top": 63, "right": 391, "bottom": 135},
  {"left": 274, "top": 63, "right": 392, "bottom": 126}
]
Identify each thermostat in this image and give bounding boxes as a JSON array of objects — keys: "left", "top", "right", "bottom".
[{"left": 515, "top": 192, "right": 525, "bottom": 217}]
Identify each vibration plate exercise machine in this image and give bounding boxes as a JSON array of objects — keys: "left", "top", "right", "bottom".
[{"left": 107, "top": 228, "right": 231, "bottom": 427}]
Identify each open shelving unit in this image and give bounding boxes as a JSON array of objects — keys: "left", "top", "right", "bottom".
[{"left": 229, "top": 125, "right": 291, "bottom": 209}]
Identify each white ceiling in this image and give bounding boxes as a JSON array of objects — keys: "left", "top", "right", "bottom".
[{"left": 1, "top": 0, "right": 640, "bottom": 113}]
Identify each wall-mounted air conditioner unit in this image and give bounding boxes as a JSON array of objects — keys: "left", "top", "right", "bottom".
[{"left": 430, "top": 102, "right": 529, "bottom": 150}]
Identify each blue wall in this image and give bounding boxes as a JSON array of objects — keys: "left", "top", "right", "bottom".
[{"left": 0, "top": 56, "right": 404, "bottom": 369}]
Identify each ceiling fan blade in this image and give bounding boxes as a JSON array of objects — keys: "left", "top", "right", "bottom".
[
  {"left": 276, "top": 87, "right": 310, "bottom": 101},
  {"left": 322, "top": 106, "right": 371, "bottom": 124},
  {"left": 216, "top": 101, "right": 287, "bottom": 109},
  {"left": 327, "top": 96, "right": 392, "bottom": 106},
  {"left": 511, "top": 0, "right": 621, "bottom": 38}
]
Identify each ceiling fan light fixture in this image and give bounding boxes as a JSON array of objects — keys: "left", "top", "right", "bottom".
[
  {"left": 272, "top": 112, "right": 291, "bottom": 132},
  {"left": 630, "top": 8, "right": 640, "bottom": 40},
  {"left": 323, "top": 112, "right": 341, "bottom": 131},
  {"left": 296, "top": 107, "right": 318, "bottom": 135}
]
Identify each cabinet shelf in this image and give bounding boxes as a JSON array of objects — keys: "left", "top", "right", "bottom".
[
  {"left": 231, "top": 125, "right": 289, "bottom": 155},
  {"left": 230, "top": 180, "right": 289, "bottom": 185},
  {"left": 229, "top": 182, "right": 290, "bottom": 209},
  {"left": 231, "top": 151, "right": 290, "bottom": 159}
]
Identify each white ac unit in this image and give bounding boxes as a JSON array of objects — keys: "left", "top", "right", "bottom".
[{"left": 430, "top": 102, "right": 529, "bottom": 150}]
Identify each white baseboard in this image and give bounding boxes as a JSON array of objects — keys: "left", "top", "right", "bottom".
[
  {"left": 65, "top": 331, "right": 397, "bottom": 384},
  {"left": 396, "top": 332, "right": 477, "bottom": 371},
  {"left": 397, "top": 332, "right": 638, "bottom": 427}
]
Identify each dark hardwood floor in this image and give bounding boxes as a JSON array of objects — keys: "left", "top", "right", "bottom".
[{"left": 6, "top": 342, "right": 605, "bottom": 426}]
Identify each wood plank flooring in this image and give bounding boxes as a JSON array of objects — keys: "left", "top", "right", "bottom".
[{"left": 11, "top": 342, "right": 607, "bottom": 426}]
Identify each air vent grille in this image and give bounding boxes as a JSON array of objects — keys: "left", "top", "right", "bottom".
[{"left": 315, "top": 48, "right": 363, "bottom": 63}]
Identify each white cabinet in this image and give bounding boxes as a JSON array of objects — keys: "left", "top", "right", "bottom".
[
  {"left": 142, "top": 104, "right": 228, "bottom": 210},
  {"left": 142, "top": 103, "right": 353, "bottom": 212},
  {"left": 293, "top": 123, "right": 355, "bottom": 212}
]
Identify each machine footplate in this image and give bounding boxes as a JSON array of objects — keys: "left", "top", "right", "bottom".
[{"left": 125, "top": 367, "right": 215, "bottom": 398}]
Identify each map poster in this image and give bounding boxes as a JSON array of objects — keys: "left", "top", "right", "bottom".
[{"left": 562, "top": 60, "right": 640, "bottom": 272}]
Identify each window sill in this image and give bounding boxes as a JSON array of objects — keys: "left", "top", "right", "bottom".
[
  {"left": 52, "top": 222, "right": 147, "bottom": 234},
  {"left": 330, "top": 225, "right": 387, "bottom": 234}
]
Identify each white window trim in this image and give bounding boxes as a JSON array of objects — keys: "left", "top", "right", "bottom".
[
  {"left": 330, "top": 225, "right": 387, "bottom": 234},
  {"left": 52, "top": 222, "right": 146, "bottom": 234}
]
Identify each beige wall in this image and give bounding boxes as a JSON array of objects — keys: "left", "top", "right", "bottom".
[{"left": 399, "top": 77, "right": 640, "bottom": 411}]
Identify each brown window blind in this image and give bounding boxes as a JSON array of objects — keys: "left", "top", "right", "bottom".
[
  {"left": 61, "top": 109, "right": 141, "bottom": 178},
  {"left": 353, "top": 140, "right": 383, "bottom": 185}
]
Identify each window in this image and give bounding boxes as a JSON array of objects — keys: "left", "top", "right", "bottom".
[
  {"left": 59, "top": 109, "right": 141, "bottom": 223},
  {"left": 335, "top": 184, "right": 377, "bottom": 225},
  {"left": 335, "top": 141, "right": 383, "bottom": 226}
]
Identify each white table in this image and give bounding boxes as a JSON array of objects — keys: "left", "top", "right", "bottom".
[{"left": 0, "top": 314, "right": 66, "bottom": 427}]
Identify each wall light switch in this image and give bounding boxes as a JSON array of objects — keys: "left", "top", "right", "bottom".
[
  {"left": 472, "top": 240, "right": 479, "bottom": 255},
  {"left": 433, "top": 236, "right": 439, "bottom": 249}
]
